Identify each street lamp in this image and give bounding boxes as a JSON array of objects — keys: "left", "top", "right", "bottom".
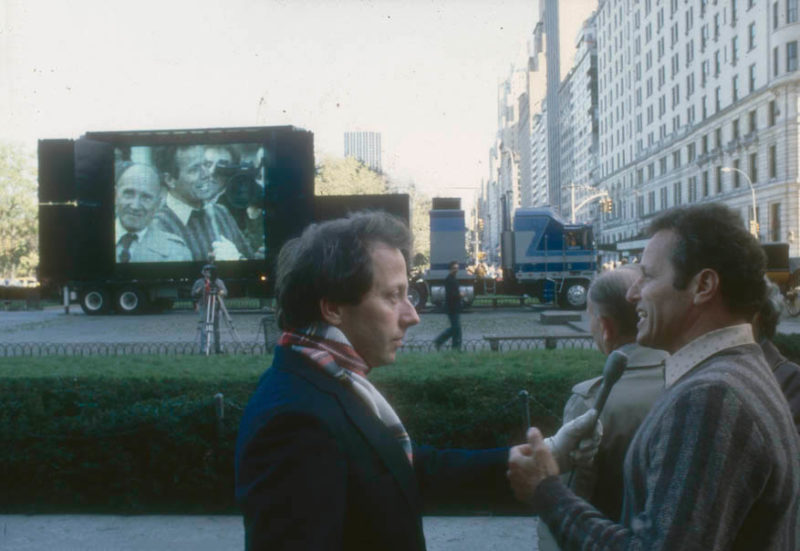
[
  {"left": 570, "top": 182, "right": 610, "bottom": 223},
  {"left": 721, "top": 166, "right": 758, "bottom": 238}
]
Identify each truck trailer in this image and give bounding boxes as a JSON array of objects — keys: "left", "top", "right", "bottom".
[{"left": 38, "top": 126, "right": 314, "bottom": 314}]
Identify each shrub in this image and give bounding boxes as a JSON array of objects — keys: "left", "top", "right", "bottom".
[{"left": 0, "top": 350, "right": 603, "bottom": 513}]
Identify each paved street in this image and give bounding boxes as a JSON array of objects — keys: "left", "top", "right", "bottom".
[
  {"left": 0, "top": 304, "right": 587, "bottom": 345},
  {"left": 4, "top": 303, "right": 800, "bottom": 345},
  {"left": 0, "top": 515, "right": 540, "bottom": 551}
]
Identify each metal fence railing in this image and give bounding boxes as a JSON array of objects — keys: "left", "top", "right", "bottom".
[{"left": 0, "top": 335, "right": 596, "bottom": 357}]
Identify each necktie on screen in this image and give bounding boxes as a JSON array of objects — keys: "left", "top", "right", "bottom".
[
  {"left": 118, "top": 233, "right": 137, "bottom": 263},
  {"left": 188, "top": 208, "right": 213, "bottom": 259}
]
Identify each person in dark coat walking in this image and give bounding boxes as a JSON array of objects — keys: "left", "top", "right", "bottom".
[{"left": 434, "top": 260, "right": 462, "bottom": 350}]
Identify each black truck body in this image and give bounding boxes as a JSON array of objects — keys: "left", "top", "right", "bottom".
[{"left": 38, "top": 126, "right": 315, "bottom": 314}]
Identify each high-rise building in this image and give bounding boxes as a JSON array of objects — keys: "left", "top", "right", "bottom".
[
  {"left": 595, "top": 0, "right": 800, "bottom": 255},
  {"left": 343, "top": 131, "right": 382, "bottom": 173}
]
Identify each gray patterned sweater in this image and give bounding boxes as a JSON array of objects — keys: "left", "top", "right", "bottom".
[{"left": 533, "top": 343, "right": 800, "bottom": 550}]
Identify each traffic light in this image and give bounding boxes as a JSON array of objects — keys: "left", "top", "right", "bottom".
[{"left": 600, "top": 197, "right": 613, "bottom": 213}]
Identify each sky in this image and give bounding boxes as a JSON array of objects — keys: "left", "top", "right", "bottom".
[{"left": 1, "top": 0, "right": 596, "bottom": 208}]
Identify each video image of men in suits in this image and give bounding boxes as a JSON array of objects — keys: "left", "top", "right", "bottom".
[{"left": 113, "top": 143, "right": 267, "bottom": 264}]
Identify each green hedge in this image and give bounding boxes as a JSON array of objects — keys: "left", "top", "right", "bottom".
[
  {"left": 0, "top": 350, "right": 604, "bottom": 513},
  {"left": 6, "top": 332, "right": 800, "bottom": 514}
]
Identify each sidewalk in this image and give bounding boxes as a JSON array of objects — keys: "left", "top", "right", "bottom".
[{"left": 0, "top": 515, "right": 540, "bottom": 551}]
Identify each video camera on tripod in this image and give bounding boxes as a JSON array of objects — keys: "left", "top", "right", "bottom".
[
  {"left": 202, "top": 264, "right": 223, "bottom": 296},
  {"left": 194, "top": 264, "right": 241, "bottom": 355}
]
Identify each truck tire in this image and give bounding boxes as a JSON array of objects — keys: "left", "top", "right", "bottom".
[
  {"left": 79, "top": 287, "right": 110, "bottom": 315},
  {"left": 114, "top": 287, "right": 147, "bottom": 314},
  {"left": 408, "top": 282, "right": 428, "bottom": 313},
  {"left": 559, "top": 279, "right": 589, "bottom": 310}
]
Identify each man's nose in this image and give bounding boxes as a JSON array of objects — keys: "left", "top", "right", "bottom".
[{"left": 401, "top": 297, "right": 420, "bottom": 328}]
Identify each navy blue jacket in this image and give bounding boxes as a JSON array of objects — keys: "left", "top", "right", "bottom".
[{"left": 235, "top": 346, "right": 515, "bottom": 550}]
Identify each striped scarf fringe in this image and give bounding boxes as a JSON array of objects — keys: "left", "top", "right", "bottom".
[{"left": 279, "top": 324, "right": 413, "bottom": 465}]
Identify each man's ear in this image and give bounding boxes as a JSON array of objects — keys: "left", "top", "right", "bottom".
[
  {"left": 163, "top": 173, "right": 175, "bottom": 190},
  {"left": 319, "top": 297, "right": 343, "bottom": 326},
  {"left": 599, "top": 315, "right": 617, "bottom": 351},
  {"left": 692, "top": 268, "right": 720, "bottom": 305}
]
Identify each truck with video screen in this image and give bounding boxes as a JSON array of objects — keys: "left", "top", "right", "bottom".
[{"left": 38, "top": 126, "right": 315, "bottom": 314}]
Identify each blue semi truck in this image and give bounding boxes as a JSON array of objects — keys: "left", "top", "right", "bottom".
[{"left": 416, "top": 200, "right": 597, "bottom": 310}]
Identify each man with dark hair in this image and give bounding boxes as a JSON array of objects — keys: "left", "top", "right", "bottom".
[
  {"left": 753, "top": 278, "right": 800, "bottom": 435},
  {"left": 235, "top": 211, "right": 598, "bottom": 550},
  {"left": 509, "top": 203, "right": 800, "bottom": 550},
  {"left": 537, "top": 266, "right": 667, "bottom": 551},
  {"left": 433, "top": 260, "right": 463, "bottom": 350},
  {"left": 153, "top": 145, "right": 252, "bottom": 261}
]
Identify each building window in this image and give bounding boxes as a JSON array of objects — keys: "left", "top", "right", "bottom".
[
  {"left": 749, "top": 63, "right": 756, "bottom": 92},
  {"left": 750, "top": 152, "right": 758, "bottom": 183},
  {"left": 648, "top": 191, "right": 656, "bottom": 213},
  {"left": 703, "top": 170, "right": 710, "bottom": 196},
  {"left": 788, "top": 41, "right": 799, "bottom": 72},
  {"left": 770, "top": 203, "right": 782, "bottom": 242},
  {"left": 790, "top": 0, "right": 799, "bottom": 23},
  {"left": 732, "top": 75, "right": 739, "bottom": 102},
  {"left": 714, "top": 50, "right": 721, "bottom": 76},
  {"left": 673, "top": 150, "right": 682, "bottom": 168},
  {"left": 702, "top": 134, "right": 709, "bottom": 154},
  {"left": 775, "top": 47, "right": 783, "bottom": 78},
  {"left": 688, "top": 143, "right": 696, "bottom": 162},
  {"left": 674, "top": 180, "right": 683, "bottom": 205},
  {"left": 748, "top": 23, "right": 756, "bottom": 51},
  {"left": 732, "top": 36, "right": 739, "bottom": 65},
  {"left": 774, "top": 2, "right": 780, "bottom": 29},
  {"left": 769, "top": 144, "right": 777, "bottom": 179},
  {"left": 688, "top": 176, "right": 698, "bottom": 203},
  {"left": 732, "top": 159, "right": 741, "bottom": 187},
  {"left": 748, "top": 109, "right": 757, "bottom": 133},
  {"left": 769, "top": 99, "right": 777, "bottom": 126},
  {"left": 660, "top": 156, "right": 668, "bottom": 174},
  {"left": 660, "top": 187, "right": 668, "bottom": 209},
  {"left": 702, "top": 96, "right": 708, "bottom": 119},
  {"left": 716, "top": 165, "right": 723, "bottom": 193},
  {"left": 715, "top": 127, "right": 723, "bottom": 149},
  {"left": 732, "top": 118, "right": 740, "bottom": 140}
]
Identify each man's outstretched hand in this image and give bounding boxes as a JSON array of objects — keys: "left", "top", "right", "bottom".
[{"left": 507, "top": 427, "right": 559, "bottom": 505}]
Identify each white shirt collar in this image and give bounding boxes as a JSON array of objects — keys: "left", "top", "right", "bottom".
[
  {"left": 166, "top": 192, "right": 196, "bottom": 226},
  {"left": 664, "top": 323, "right": 755, "bottom": 388},
  {"left": 115, "top": 219, "right": 147, "bottom": 244}
]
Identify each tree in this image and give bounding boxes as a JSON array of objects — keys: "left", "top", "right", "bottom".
[
  {"left": 314, "top": 156, "right": 431, "bottom": 263},
  {"left": 0, "top": 143, "right": 38, "bottom": 280},
  {"left": 315, "top": 156, "right": 388, "bottom": 196}
]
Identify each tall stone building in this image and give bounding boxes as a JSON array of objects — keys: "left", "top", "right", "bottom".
[{"left": 595, "top": 0, "right": 800, "bottom": 256}]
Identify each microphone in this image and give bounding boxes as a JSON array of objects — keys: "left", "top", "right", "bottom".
[{"left": 592, "top": 349, "right": 628, "bottom": 416}]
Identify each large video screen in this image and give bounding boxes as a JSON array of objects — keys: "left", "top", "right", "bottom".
[{"left": 113, "top": 143, "right": 267, "bottom": 264}]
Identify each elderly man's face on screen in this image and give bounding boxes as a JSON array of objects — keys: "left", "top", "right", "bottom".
[{"left": 116, "top": 164, "right": 162, "bottom": 232}]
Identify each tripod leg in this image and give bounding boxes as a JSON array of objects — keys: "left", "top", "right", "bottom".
[{"left": 217, "top": 297, "right": 243, "bottom": 347}]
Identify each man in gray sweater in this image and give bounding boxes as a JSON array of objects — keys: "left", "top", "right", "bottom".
[{"left": 509, "top": 203, "right": 800, "bottom": 550}]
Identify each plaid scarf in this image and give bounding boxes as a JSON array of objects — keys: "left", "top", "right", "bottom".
[{"left": 279, "top": 324, "right": 413, "bottom": 465}]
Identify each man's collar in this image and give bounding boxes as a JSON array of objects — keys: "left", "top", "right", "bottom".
[
  {"left": 664, "top": 323, "right": 754, "bottom": 387},
  {"left": 166, "top": 193, "right": 196, "bottom": 225},
  {"left": 115, "top": 219, "right": 147, "bottom": 243}
]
